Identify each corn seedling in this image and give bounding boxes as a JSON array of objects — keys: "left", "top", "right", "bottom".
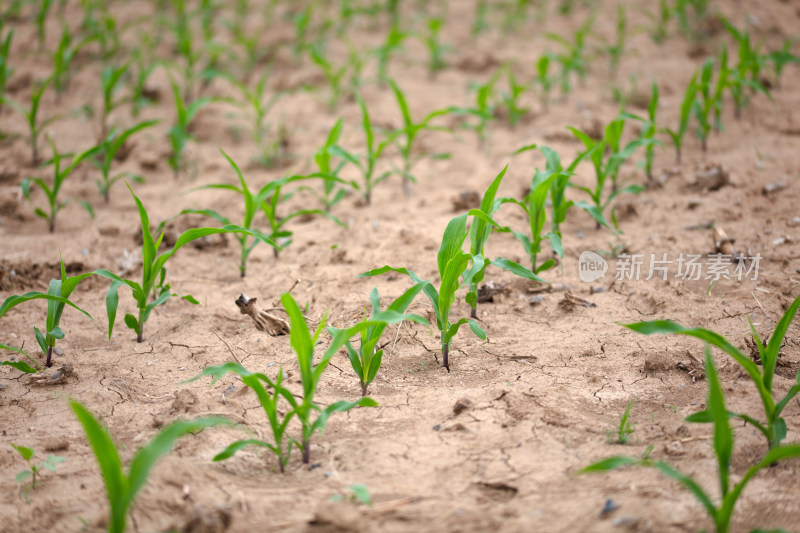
[
  {"left": 546, "top": 15, "right": 593, "bottom": 96},
  {"left": 93, "top": 120, "right": 158, "bottom": 203},
  {"left": 582, "top": 347, "right": 800, "bottom": 533},
  {"left": 331, "top": 95, "right": 396, "bottom": 205},
  {"left": 621, "top": 81, "right": 661, "bottom": 181},
  {"left": 81, "top": 0, "right": 123, "bottom": 64},
  {"left": 70, "top": 400, "right": 230, "bottom": 533},
  {"left": 185, "top": 362, "right": 298, "bottom": 473},
  {"left": 498, "top": 65, "right": 529, "bottom": 128},
  {"left": 52, "top": 26, "right": 93, "bottom": 100},
  {"left": 32, "top": 256, "right": 101, "bottom": 367},
  {"left": 10, "top": 443, "right": 64, "bottom": 499},
  {"left": 292, "top": 5, "right": 313, "bottom": 59},
  {"left": 6, "top": 76, "right": 61, "bottom": 166},
  {"left": 721, "top": 18, "right": 771, "bottom": 121},
  {"left": 765, "top": 38, "right": 799, "bottom": 89},
  {"left": 471, "top": 0, "right": 490, "bottom": 37},
  {"left": 179, "top": 149, "right": 283, "bottom": 275},
  {"left": 98, "top": 64, "right": 129, "bottom": 143},
  {"left": 167, "top": 78, "right": 216, "bottom": 179},
  {"left": 129, "top": 32, "right": 160, "bottom": 117},
  {"left": 96, "top": 184, "right": 271, "bottom": 342},
  {"left": 35, "top": 0, "right": 53, "bottom": 50},
  {"left": 374, "top": 25, "right": 407, "bottom": 85},
  {"left": 0, "top": 28, "right": 11, "bottom": 115},
  {"left": 420, "top": 16, "right": 449, "bottom": 76},
  {"left": 362, "top": 209, "right": 524, "bottom": 371},
  {"left": 466, "top": 165, "right": 544, "bottom": 318},
  {"left": 301, "top": 118, "right": 348, "bottom": 212},
  {"left": 604, "top": 5, "right": 628, "bottom": 75},
  {"left": 388, "top": 79, "right": 454, "bottom": 195},
  {"left": 674, "top": 0, "right": 709, "bottom": 41},
  {"left": 21, "top": 137, "right": 100, "bottom": 232},
  {"left": 663, "top": 73, "right": 697, "bottom": 164},
  {"left": 504, "top": 169, "right": 564, "bottom": 274},
  {"left": 533, "top": 54, "right": 557, "bottom": 112},
  {"left": 281, "top": 292, "right": 378, "bottom": 463},
  {"left": 464, "top": 75, "right": 499, "bottom": 143},
  {"left": 327, "top": 285, "right": 429, "bottom": 396},
  {"left": 640, "top": 0, "right": 671, "bottom": 45},
  {"left": 1, "top": 290, "right": 92, "bottom": 373},
  {"left": 606, "top": 399, "right": 635, "bottom": 444},
  {"left": 310, "top": 44, "right": 347, "bottom": 113},
  {"left": 569, "top": 118, "right": 647, "bottom": 229},
  {"left": 223, "top": 70, "right": 286, "bottom": 167},
  {"left": 694, "top": 58, "right": 715, "bottom": 152},
  {"left": 624, "top": 293, "right": 800, "bottom": 451}
]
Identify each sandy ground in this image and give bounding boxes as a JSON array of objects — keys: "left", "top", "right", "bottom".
[{"left": 1, "top": 1, "right": 800, "bottom": 532}]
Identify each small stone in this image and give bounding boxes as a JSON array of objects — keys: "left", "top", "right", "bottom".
[{"left": 453, "top": 398, "right": 473, "bottom": 416}]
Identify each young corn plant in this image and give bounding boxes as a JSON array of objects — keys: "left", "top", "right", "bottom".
[
  {"left": 327, "top": 285, "right": 429, "bottom": 396},
  {"left": 0, "top": 28, "right": 11, "bottom": 116},
  {"left": 624, "top": 293, "right": 800, "bottom": 451},
  {"left": 582, "top": 347, "right": 800, "bottom": 533},
  {"left": 310, "top": 44, "right": 347, "bottom": 113},
  {"left": 606, "top": 399, "right": 635, "bottom": 444},
  {"left": 420, "top": 16, "right": 449, "bottom": 76},
  {"left": 663, "top": 73, "right": 697, "bottom": 164},
  {"left": 167, "top": 78, "right": 216, "bottom": 179},
  {"left": 362, "top": 210, "right": 526, "bottom": 371},
  {"left": 96, "top": 184, "right": 271, "bottom": 342},
  {"left": 35, "top": 0, "right": 54, "bottom": 50},
  {"left": 765, "top": 38, "right": 799, "bottom": 89},
  {"left": 622, "top": 81, "right": 662, "bottom": 181},
  {"left": 641, "top": 0, "right": 671, "bottom": 45},
  {"left": 374, "top": 25, "right": 407, "bottom": 86},
  {"left": 21, "top": 137, "right": 100, "bottom": 232},
  {"left": 93, "top": 120, "right": 158, "bottom": 203},
  {"left": 179, "top": 149, "right": 282, "bottom": 276},
  {"left": 570, "top": 118, "right": 647, "bottom": 229},
  {"left": 533, "top": 54, "right": 557, "bottom": 112},
  {"left": 10, "top": 443, "right": 64, "bottom": 498},
  {"left": 504, "top": 169, "right": 563, "bottom": 274},
  {"left": 6, "top": 76, "right": 61, "bottom": 166},
  {"left": 466, "top": 165, "right": 544, "bottom": 318},
  {"left": 694, "top": 58, "right": 715, "bottom": 152},
  {"left": 1, "top": 290, "right": 92, "bottom": 373},
  {"left": 33, "top": 257, "right": 101, "bottom": 368},
  {"left": 98, "top": 64, "right": 129, "bottom": 143},
  {"left": 547, "top": 15, "right": 594, "bottom": 96},
  {"left": 331, "top": 95, "right": 396, "bottom": 205},
  {"left": 280, "top": 292, "right": 378, "bottom": 463},
  {"left": 70, "top": 400, "right": 230, "bottom": 533},
  {"left": 129, "top": 33, "right": 160, "bottom": 118},
  {"left": 498, "top": 65, "right": 529, "bottom": 128},
  {"left": 301, "top": 118, "right": 349, "bottom": 212},
  {"left": 604, "top": 5, "right": 628, "bottom": 76},
  {"left": 185, "top": 362, "right": 297, "bottom": 473},
  {"left": 52, "top": 26, "right": 93, "bottom": 100},
  {"left": 388, "top": 80, "right": 454, "bottom": 196},
  {"left": 721, "top": 17, "right": 771, "bottom": 120},
  {"left": 223, "top": 70, "right": 286, "bottom": 168}
]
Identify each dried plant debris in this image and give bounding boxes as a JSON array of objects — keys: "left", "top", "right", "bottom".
[
  {"left": 558, "top": 291, "right": 596, "bottom": 312},
  {"left": 711, "top": 226, "right": 741, "bottom": 260},
  {"left": 235, "top": 293, "right": 290, "bottom": 336},
  {"left": 690, "top": 163, "right": 731, "bottom": 191},
  {"left": 477, "top": 281, "right": 509, "bottom": 303},
  {"left": 451, "top": 190, "right": 480, "bottom": 211},
  {"left": 26, "top": 364, "right": 75, "bottom": 386},
  {"left": 676, "top": 351, "right": 705, "bottom": 382}
]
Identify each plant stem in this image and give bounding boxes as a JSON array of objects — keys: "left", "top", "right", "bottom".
[
  {"left": 137, "top": 308, "right": 145, "bottom": 343},
  {"left": 361, "top": 382, "right": 368, "bottom": 397},
  {"left": 45, "top": 341, "right": 53, "bottom": 368},
  {"left": 442, "top": 342, "right": 450, "bottom": 372},
  {"left": 302, "top": 438, "right": 310, "bottom": 463}
]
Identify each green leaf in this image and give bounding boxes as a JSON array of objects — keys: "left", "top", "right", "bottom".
[
  {"left": 11, "top": 443, "right": 34, "bottom": 462},
  {"left": 580, "top": 455, "right": 639, "bottom": 472}
]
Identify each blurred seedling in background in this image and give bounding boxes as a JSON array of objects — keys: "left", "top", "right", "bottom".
[
  {"left": 420, "top": 16, "right": 449, "bottom": 76},
  {"left": 71, "top": 400, "right": 230, "bottom": 533},
  {"left": 663, "top": 72, "right": 697, "bottom": 164},
  {"left": 621, "top": 81, "right": 661, "bottom": 181},
  {"left": 374, "top": 24, "right": 407, "bottom": 86},
  {"left": 547, "top": 15, "right": 594, "bottom": 97},
  {"left": 21, "top": 137, "right": 100, "bottom": 232},
  {"left": 310, "top": 44, "right": 348, "bottom": 113},
  {"left": 606, "top": 399, "right": 635, "bottom": 444},
  {"left": 6, "top": 76, "right": 62, "bottom": 166},
  {"left": 35, "top": 0, "right": 53, "bottom": 51},
  {"left": 11, "top": 443, "right": 64, "bottom": 501},
  {"left": 97, "top": 64, "right": 128, "bottom": 142},
  {"left": 602, "top": 5, "right": 628, "bottom": 76},
  {"left": 93, "top": 120, "right": 158, "bottom": 203},
  {"left": 167, "top": 78, "right": 217, "bottom": 179},
  {"left": 533, "top": 54, "right": 557, "bottom": 112},
  {"left": 129, "top": 31, "right": 161, "bottom": 117},
  {"left": 388, "top": 80, "right": 454, "bottom": 196},
  {"left": 640, "top": 0, "right": 671, "bottom": 45},
  {"left": 765, "top": 38, "right": 799, "bottom": 89},
  {"left": 498, "top": 65, "right": 529, "bottom": 128},
  {"left": 720, "top": 17, "right": 771, "bottom": 121},
  {"left": 52, "top": 25, "right": 94, "bottom": 101},
  {"left": 0, "top": 27, "right": 11, "bottom": 117},
  {"left": 327, "top": 285, "right": 428, "bottom": 396},
  {"left": 301, "top": 118, "right": 349, "bottom": 212},
  {"left": 331, "top": 484, "right": 373, "bottom": 505},
  {"left": 331, "top": 95, "right": 397, "bottom": 205}
]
